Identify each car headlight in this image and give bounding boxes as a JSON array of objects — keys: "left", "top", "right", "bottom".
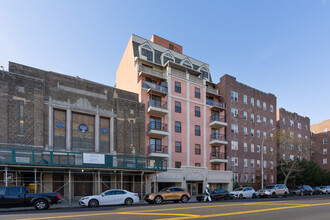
[
  {"left": 266, "top": 190, "right": 271, "bottom": 192},
  {"left": 81, "top": 197, "right": 89, "bottom": 200}
]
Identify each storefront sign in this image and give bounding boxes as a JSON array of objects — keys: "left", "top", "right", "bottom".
[
  {"left": 16, "top": 156, "right": 30, "bottom": 163},
  {"left": 83, "top": 153, "right": 105, "bottom": 164},
  {"left": 79, "top": 124, "right": 88, "bottom": 133}
]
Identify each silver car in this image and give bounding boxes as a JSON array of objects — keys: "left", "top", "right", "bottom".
[{"left": 259, "top": 184, "right": 289, "bottom": 198}]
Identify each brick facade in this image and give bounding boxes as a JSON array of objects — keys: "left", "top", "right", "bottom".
[{"left": 311, "top": 119, "right": 330, "bottom": 170}]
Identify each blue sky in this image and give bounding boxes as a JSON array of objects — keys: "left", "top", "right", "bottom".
[{"left": 0, "top": 0, "right": 329, "bottom": 124}]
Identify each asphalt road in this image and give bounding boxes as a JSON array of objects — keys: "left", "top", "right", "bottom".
[{"left": 1, "top": 195, "right": 330, "bottom": 220}]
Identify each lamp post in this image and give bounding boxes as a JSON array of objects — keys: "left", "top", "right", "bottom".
[{"left": 261, "top": 127, "right": 275, "bottom": 189}]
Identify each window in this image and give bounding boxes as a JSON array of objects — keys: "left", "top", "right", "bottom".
[
  {"left": 263, "top": 102, "right": 266, "bottom": 111},
  {"left": 251, "top": 144, "right": 255, "bottom": 152},
  {"left": 251, "top": 98, "right": 254, "bottom": 107},
  {"left": 270, "top": 175, "right": 274, "bottom": 183},
  {"left": 257, "top": 130, "right": 260, "bottom": 138},
  {"left": 231, "top": 91, "right": 238, "bottom": 102},
  {"left": 257, "top": 145, "right": 260, "bottom": 153},
  {"left": 290, "top": 120, "right": 294, "bottom": 127},
  {"left": 200, "top": 67, "right": 208, "bottom": 79},
  {"left": 243, "top": 174, "right": 248, "bottom": 183},
  {"left": 243, "top": 111, "right": 247, "bottom": 120},
  {"left": 251, "top": 114, "right": 254, "bottom": 122},
  {"left": 270, "top": 105, "right": 273, "bottom": 113},
  {"left": 263, "top": 131, "right": 266, "bottom": 138},
  {"left": 231, "top": 124, "right": 238, "bottom": 134},
  {"left": 231, "top": 141, "right": 238, "bottom": 150},
  {"left": 305, "top": 135, "right": 308, "bottom": 141},
  {"left": 231, "top": 157, "right": 238, "bottom": 166},
  {"left": 244, "top": 159, "right": 248, "bottom": 167},
  {"left": 244, "top": 95, "right": 247, "bottom": 104},
  {"left": 234, "top": 173, "right": 239, "bottom": 182},
  {"left": 141, "top": 45, "right": 153, "bottom": 62},
  {"left": 195, "top": 106, "right": 201, "bottom": 117},
  {"left": 182, "top": 60, "right": 192, "bottom": 68},
  {"left": 323, "top": 148, "right": 327, "bottom": 155},
  {"left": 251, "top": 129, "right": 254, "bottom": 137},
  {"left": 311, "top": 131, "right": 315, "bottom": 137},
  {"left": 163, "top": 52, "right": 174, "bottom": 64},
  {"left": 305, "top": 125, "right": 308, "bottom": 131},
  {"left": 324, "top": 138, "right": 328, "bottom": 145},
  {"left": 324, "top": 128, "right": 327, "bottom": 134},
  {"left": 251, "top": 159, "right": 255, "bottom": 167},
  {"left": 263, "top": 146, "right": 267, "bottom": 154},
  {"left": 283, "top": 118, "right": 285, "bottom": 125},
  {"left": 149, "top": 138, "right": 162, "bottom": 153},
  {"left": 270, "top": 161, "right": 274, "bottom": 169},
  {"left": 72, "top": 112, "right": 95, "bottom": 152},
  {"left": 270, "top": 119, "right": 274, "bottom": 127},
  {"left": 263, "top": 117, "right": 267, "bottom": 126},
  {"left": 193, "top": 125, "right": 200, "bottom": 136},
  {"left": 54, "top": 109, "right": 66, "bottom": 150},
  {"left": 169, "top": 44, "right": 174, "bottom": 50},
  {"left": 264, "top": 175, "right": 267, "bottom": 183},
  {"left": 323, "top": 158, "right": 328, "bottom": 165},
  {"left": 290, "top": 155, "right": 294, "bottom": 160},
  {"left": 19, "top": 101, "right": 24, "bottom": 135},
  {"left": 257, "top": 100, "right": 260, "bottom": 108},
  {"left": 175, "top": 161, "right": 182, "bottom": 168},
  {"left": 244, "top": 127, "right": 248, "bottom": 135},
  {"left": 298, "top": 134, "right": 302, "bottom": 140},
  {"left": 195, "top": 88, "right": 201, "bottom": 98},
  {"left": 195, "top": 144, "right": 201, "bottom": 155},
  {"left": 263, "top": 161, "right": 267, "bottom": 168},
  {"left": 175, "top": 81, "right": 181, "bottom": 93},
  {"left": 257, "top": 160, "right": 260, "bottom": 168},
  {"left": 257, "top": 115, "right": 261, "bottom": 123},
  {"left": 231, "top": 108, "right": 238, "bottom": 117},
  {"left": 283, "top": 154, "right": 285, "bottom": 160},
  {"left": 175, "top": 101, "right": 181, "bottom": 113},
  {"left": 298, "top": 123, "right": 302, "bottom": 129},
  {"left": 244, "top": 143, "right": 247, "bottom": 152},
  {"left": 175, "top": 121, "right": 181, "bottom": 133},
  {"left": 290, "top": 132, "right": 294, "bottom": 138},
  {"left": 175, "top": 141, "right": 182, "bottom": 153},
  {"left": 195, "top": 163, "right": 201, "bottom": 167},
  {"left": 251, "top": 174, "right": 255, "bottom": 183},
  {"left": 211, "top": 163, "right": 220, "bottom": 170}
]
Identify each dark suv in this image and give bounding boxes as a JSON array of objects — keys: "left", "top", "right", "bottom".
[{"left": 290, "top": 185, "right": 314, "bottom": 196}]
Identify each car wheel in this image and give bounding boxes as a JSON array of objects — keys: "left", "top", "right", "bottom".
[
  {"left": 284, "top": 192, "right": 288, "bottom": 197},
  {"left": 272, "top": 192, "right": 277, "bottom": 198},
  {"left": 252, "top": 193, "right": 256, "bottom": 199},
  {"left": 224, "top": 195, "right": 229, "bottom": 200},
  {"left": 300, "top": 192, "right": 304, "bottom": 196},
  {"left": 181, "top": 195, "right": 189, "bottom": 203},
  {"left": 34, "top": 199, "right": 49, "bottom": 210},
  {"left": 239, "top": 194, "right": 243, "bottom": 199},
  {"left": 88, "top": 199, "right": 99, "bottom": 208},
  {"left": 154, "top": 196, "right": 163, "bottom": 204},
  {"left": 125, "top": 198, "right": 133, "bottom": 206}
]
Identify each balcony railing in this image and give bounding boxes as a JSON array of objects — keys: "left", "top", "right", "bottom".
[
  {"left": 148, "top": 100, "right": 168, "bottom": 110},
  {"left": 147, "top": 122, "right": 168, "bottom": 132},
  {"left": 138, "top": 65, "right": 165, "bottom": 79},
  {"left": 210, "top": 152, "right": 226, "bottom": 160},
  {"left": 210, "top": 115, "right": 226, "bottom": 123},
  {"left": 206, "top": 87, "right": 219, "bottom": 95},
  {"left": 142, "top": 80, "right": 168, "bottom": 94},
  {"left": 206, "top": 98, "right": 225, "bottom": 109},
  {"left": 0, "top": 147, "right": 167, "bottom": 171},
  {"left": 148, "top": 145, "right": 168, "bottom": 154},
  {"left": 210, "top": 134, "right": 226, "bottom": 142}
]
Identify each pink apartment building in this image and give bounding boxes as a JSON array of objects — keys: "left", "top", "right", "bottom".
[{"left": 116, "top": 34, "right": 233, "bottom": 194}]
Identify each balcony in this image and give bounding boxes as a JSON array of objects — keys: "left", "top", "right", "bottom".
[
  {"left": 147, "top": 123, "right": 169, "bottom": 138},
  {"left": 210, "top": 134, "right": 228, "bottom": 146},
  {"left": 210, "top": 152, "right": 228, "bottom": 163},
  {"left": 142, "top": 80, "right": 168, "bottom": 96},
  {"left": 206, "top": 98, "right": 225, "bottom": 111},
  {"left": 147, "top": 145, "right": 169, "bottom": 158},
  {"left": 206, "top": 87, "right": 220, "bottom": 96},
  {"left": 209, "top": 115, "right": 227, "bottom": 128},
  {"left": 0, "top": 147, "right": 167, "bottom": 171},
  {"left": 138, "top": 65, "right": 166, "bottom": 80},
  {"left": 147, "top": 101, "right": 168, "bottom": 117}
]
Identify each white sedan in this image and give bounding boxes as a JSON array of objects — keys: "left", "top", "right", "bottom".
[
  {"left": 79, "top": 189, "right": 139, "bottom": 207},
  {"left": 230, "top": 187, "right": 257, "bottom": 199}
]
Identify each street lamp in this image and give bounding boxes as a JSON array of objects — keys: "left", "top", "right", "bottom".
[{"left": 261, "top": 127, "right": 275, "bottom": 189}]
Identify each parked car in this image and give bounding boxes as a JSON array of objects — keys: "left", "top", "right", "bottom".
[
  {"left": 144, "top": 187, "right": 190, "bottom": 204},
  {"left": 258, "top": 184, "right": 289, "bottom": 198},
  {"left": 230, "top": 187, "right": 257, "bottom": 199},
  {"left": 0, "top": 186, "right": 61, "bottom": 210},
  {"left": 79, "top": 189, "right": 139, "bottom": 207},
  {"left": 319, "top": 186, "right": 330, "bottom": 194},
  {"left": 290, "top": 185, "right": 314, "bottom": 196},
  {"left": 196, "top": 189, "right": 233, "bottom": 202},
  {"left": 313, "top": 187, "right": 324, "bottom": 195}
]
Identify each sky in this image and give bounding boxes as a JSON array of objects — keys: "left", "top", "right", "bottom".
[{"left": 0, "top": 0, "right": 329, "bottom": 124}]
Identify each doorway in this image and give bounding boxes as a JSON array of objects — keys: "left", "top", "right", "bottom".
[{"left": 187, "top": 181, "right": 203, "bottom": 200}]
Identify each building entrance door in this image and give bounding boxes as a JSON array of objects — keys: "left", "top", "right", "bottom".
[{"left": 187, "top": 181, "right": 203, "bottom": 200}]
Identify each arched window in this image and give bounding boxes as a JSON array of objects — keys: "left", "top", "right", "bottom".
[
  {"left": 141, "top": 44, "right": 153, "bottom": 62},
  {"left": 182, "top": 60, "right": 192, "bottom": 68},
  {"left": 163, "top": 52, "right": 174, "bottom": 64},
  {"left": 200, "top": 67, "right": 209, "bottom": 79}
]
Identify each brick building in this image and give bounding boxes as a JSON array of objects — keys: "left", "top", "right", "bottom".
[
  {"left": 0, "top": 62, "right": 166, "bottom": 203},
  {"left": 116, "top": 34, "right": 233, "bottom": 195},
  {"left": 276, "top": 108, "right": 311, "bottom": 161},
  {"left": 217, "top": 75, "right": 277, "bottom": 189},
  {"left": 311, "top": 119, "right": 330, "bottom": 170}
]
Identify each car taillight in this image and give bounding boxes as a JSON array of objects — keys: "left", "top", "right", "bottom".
[
  {"left": 187, "top": 191, "right": 190, "bottom": 195},
  {"left": 57, "top": 193, "right": 60, "bottom": 199}
]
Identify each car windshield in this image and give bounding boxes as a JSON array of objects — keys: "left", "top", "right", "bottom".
[
  {"left": 234, "top": 188, "right": 243, "bottom": 191},
  {"left": 265, "top": 186, "right": 275, "bottom": 189},
  {"left": 320, "top": 186, "right": 326, "bottom": 189},
  {"left": 160, "top": 188, "right": 169, "bottom": 192}
]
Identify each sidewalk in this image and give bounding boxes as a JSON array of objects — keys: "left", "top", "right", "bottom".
[{"left": 0, "top": 199, "right": 198, "bottom": 213}]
